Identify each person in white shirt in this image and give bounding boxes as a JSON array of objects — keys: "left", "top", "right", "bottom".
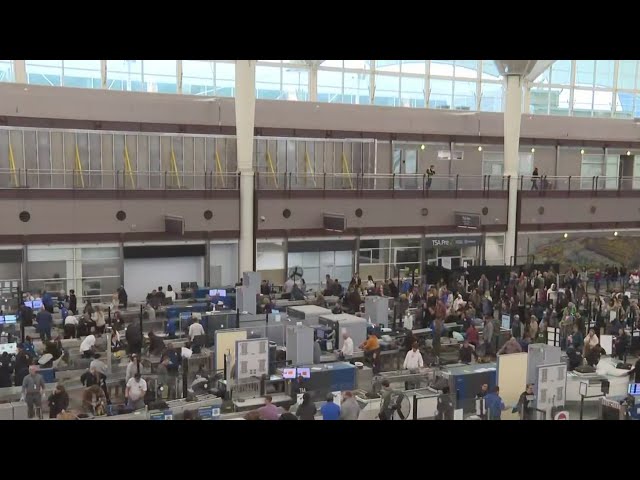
[
  {"left": 80, "top": 334, "right": 97, "bottom": 358},
  {"left": 125, "top": 373, "right": 147, "bottom": 410},
  {"left": 64, "top": 314, "right": 79, "bottom": 339},
  {"left": 166, "top": 285, "right": 177, "bottom": 303},
  {"left": 188, "top": 318, "right": 205, "bottom": 341},
  {"left": 403, "top": 342, "right": 424, "bottom": 371},
  {"left": 339, "top": 331, "right": 354, "bottom": 357}
]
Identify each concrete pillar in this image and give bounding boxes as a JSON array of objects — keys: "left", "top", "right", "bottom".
[
  {"left": 14, "top": 61, "right": 26, "bottom": 84},
  {"left": 309, "top": 64, "right": 318, "bottom": 102},
  {"left": 503, "top": 75, "right": 523, "bottom": 266},
  {"left": 235, "top": 61, "right": 257, "bottom": 274}
]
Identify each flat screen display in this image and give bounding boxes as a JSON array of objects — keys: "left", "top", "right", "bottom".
[
  {"left": 32, "top": 300, "right": 43, "bottom": 310},
  {"left": 209, "top": 289, "right": 227, "bottom": 297},
  {"left": 3, "top": 315, "right": 16, "bottom": 324},
  {"left": 282, "top": 368, "right": 297, "bottom": 379},
  {"left": 180, "top": 312, "right": 192, "bottom": 321},
  {"left": 501, "top": 314, "right": 511, "bottom": 330},
  {"left": 296, "top": 367, "right": 311, "bottom": 379},
  {"left": 24, "top": 301, "right": 33, "bottom": 308}
]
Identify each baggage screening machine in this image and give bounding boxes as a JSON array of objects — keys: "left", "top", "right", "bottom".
[
  {"left": 317, "top": 313, "right": 368, "bottom": 353},
  {"left": 287, "top": 305, "right": 332, "bottom": 326}
]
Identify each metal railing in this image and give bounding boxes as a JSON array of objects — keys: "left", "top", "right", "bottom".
[
  {"left": 0, "top": 169, "right": 240, "bottom": 190},
  {"left": 256, "top": 173, "right": 510, "bottom": 192},
  {"left": 519, "top": 175, "right": 640, "bottom": 192}
]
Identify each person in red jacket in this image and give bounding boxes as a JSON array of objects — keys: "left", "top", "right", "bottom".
[{"left": 466, "top": 323, "right": 479, "bottom": 347}]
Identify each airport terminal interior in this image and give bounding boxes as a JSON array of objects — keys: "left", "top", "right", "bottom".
[{"left": 1, "top": 59, "right": 640, "bottom": 420}]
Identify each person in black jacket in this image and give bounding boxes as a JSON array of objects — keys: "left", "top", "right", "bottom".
[
  {"left": 0, "top": 352, "right": 14, "bottom": 388},
  {"left": 295, "top": 392, "right": 317, "bottom": 420},
  {"left": 14, "top": 347, "right": 30, "bottom": 387},
  {"left": 68, "top": 289, "right": 78, "bottom": 315},
  {"left": 18, "top": 303, "right": 34, "bottom": 327},
  {"left": 48, "top": 384, "right": 69, "bottom": 418},
  {"left": 117, "top": 286, "right": 128, "bottom": 310}
]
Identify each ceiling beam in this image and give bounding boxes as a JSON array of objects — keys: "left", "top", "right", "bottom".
[{"left": 525, "top": 60, "right": 556, "bottom": 82}]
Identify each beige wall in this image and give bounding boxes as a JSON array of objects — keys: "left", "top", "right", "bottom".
[
  {"left": 0, "top": 197, "right": 239, "bottom": 237},
  {"left": 3, "top": 83, "right": 640, "bottom": 146},
  {"left": 258, "top": 196, "right": 508, "bottom": 231},
  {"left": 519, "top": 195, "right": 640, "bottom": 226}
]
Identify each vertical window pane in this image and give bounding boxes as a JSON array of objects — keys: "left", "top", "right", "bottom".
[
  {"left": 552, "top": 87, "right": 571, "bottom": 116},
  {"left": 592, "top": 91, "right": 613, "bottom": 117},
  {"left": 256, "top": 65, "right": 282, "bottom": 100},
  {"left": 0, "top": 60, "right": 13, "bottom": 82},
  {"left": 142, "top": 60, "right": 177, "bottom": 93},
  {"left": 429, "top": 79, "right": 453, "bottom": 109},
  {"left": 575, "top": 60, "right": 595, "bottom": 86},
  {"left": 481, "top": 82, "right": 503, "bottom": 112},
  {"left": 26, "top": 60, "right": 63, "bottom": 86},
  {"left": 530, "top": 86, "right": 550, "bottom": 115},
  {"left": 617, "top": 60, "right": 637, "bottom": 90},
  {"left": 550, "top": 60, "right": 572, "bottom": 85},
  {"left": 107, "top": 60, "right": 145, "bottom": 92},
  {"left": 317, "top": 70, "right": 342, "bottom": 103},
  {"left": 453, "top": 81, "right": 476, "bottom": 110},
  {"left": 343, "top": 71, "right": 370, "bottom": 105},
  {"left": 573, "top": 88, "right": 594, "bottom": 116},
  {"left": 594, "top": 60, "right": 614, "bottom": 88},
  {"left": 182, "top": 60, "right": 214, "bottom": 95},
  {"left": 282, "top": 67, "right": 309, "bottom": 101},
  {"left": 213, "top": 61, "right": 235, "bottom": 97},
  {"left": 615, "top": 92, "right": 634, "bottom": 119},
  {"left": 400, "top": 76, "right": 425, "bottom": 108},
  {"left": 374, "top": 74, "right": 400, "bottom": 106}
]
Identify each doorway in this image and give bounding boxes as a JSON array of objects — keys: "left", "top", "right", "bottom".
[{"left": 393, "top": 147, "right": 418, "bottom": 189}]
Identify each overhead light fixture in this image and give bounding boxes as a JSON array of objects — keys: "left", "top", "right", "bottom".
[
  {"left": 580, "top": 149, "right": 585, "bottom": 155},
  {"left": 478, "top": 146, "right": 483, "bottom": 152},
  {"left": 531, "top": 147, "right": 536, "bottom": 153},
  {"left": 614, "top": 231, "right": 619, "bottom": 236},
  {"left": 563, "top": 233, "right": 568, "bottom": 239},
  {"left": 627, "top": 150, "right": 632, "bottom": 156},
  {"left": 420, "top": 144, "right": 425, "bottom": 150}
]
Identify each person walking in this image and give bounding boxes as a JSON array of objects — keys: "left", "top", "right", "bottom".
[
  {"left": 531, "top": 167, "right": 539, "bottom": 190},
  {"left": 426, "top": 165, "right": 435, "bottom": 190},
  {"left": 22, "top": 365, "right": 46, "bottom": 419}
]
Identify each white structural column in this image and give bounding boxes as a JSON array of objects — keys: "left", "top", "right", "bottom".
[
  {"left": 235, "top": 60, "right": 257, "bottom": 274},
  {"left": 503, "top": 74, "right": 523, "bottom": 265}
]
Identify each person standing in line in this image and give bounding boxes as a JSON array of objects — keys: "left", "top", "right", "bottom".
[
  {"left": 47, "top": 384, "right": 69, "bottom": 419},
  {"left": 426, "top": 165, "right": 435, "bottom": 190},
  {"left": 125, "top": 373, "right": 147, "bottom": 410},
  {"left": 117, "top": 286, "right": 128, "bottom": 310},
  {"left": 36, "top": 307, "right": 53, "bottom": 343},
  {"left": 531, "top": 167, "right": 539, "bottom": 190},
  {"left": 338, "top": 330, "right": 354, "bottom": 358},
  {"left": 378, "top": 379, "right": 393, "bottom": 420},
  {"left": 257, "top": 395, "right": 281, "bottom": 420},
  {"left": 295, "top": 392, "right": 317, "bottom": 420},
  {"left": 166, "top": 285, "right": 176, "bottom": 304},
  {"left": 403, "top": 342, "right": 424, "bottom": 371},
  {"left": 484, "top": 386, "right": 506, "bottom": 420},
  {"left": 68, "top": 289, "right": 78, "bottom": 315},
  {"left": 22, "top": 365, "right": 45, "bottom": 419},
  {"left": 339, "top": 391, "right": 361, "bottom": 420},
  {"left": 320, "top": 393, "right": 341, "bottom": 420}
]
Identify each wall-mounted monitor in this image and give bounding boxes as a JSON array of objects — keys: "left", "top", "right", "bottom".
[
  {"left": 296, "top": 367, "right": 311, "bottom": 379},
  {"left": 282, "top": 368, "right": 297, "bottom": 379},
  {"left": 209, "top": 289, "right": 227, "bottom": 297}
]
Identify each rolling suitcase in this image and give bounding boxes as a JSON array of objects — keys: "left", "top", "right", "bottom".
[{"left": 11, "top": 401, "right": 29, "bottom": 420}]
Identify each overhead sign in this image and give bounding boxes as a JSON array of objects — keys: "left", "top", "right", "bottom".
[
  {"left": 454, "top": 212, "right": 480, "bottom": 229},
  {"left": 426, "top": 236, "right": 482, "bottom": 248}
]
